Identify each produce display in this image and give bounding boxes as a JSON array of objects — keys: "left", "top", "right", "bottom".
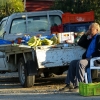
[
  {"left": 27, "top": 36, "right": 40, "bottom": 47},
  {"left": 27, "top": 34, "right": 58, "bottom": 47},
  {"left": 51, "top": 35, "right": 59, "bottom": 44},
  {"left": 10, "top": 32, "right": 84, "bottom": 47}
]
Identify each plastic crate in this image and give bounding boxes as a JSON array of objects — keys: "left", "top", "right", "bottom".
[
  {"left": 63, "top": 23, "right": 92, "bottom": 32},
  {"left": 0, "top": 39, "right": 11, "bottom": 45},
  {"left": 79, "top": 82, "right": 100, "bottom": 96},
  {"left": 51, "top": 24, "right": 63, "bottom": 34},
  {"left": 62, "top": 11, "right": 94, "bottom": 24}
]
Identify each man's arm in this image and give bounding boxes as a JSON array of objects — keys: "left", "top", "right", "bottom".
[
  {"left": 78, "top": 34, "right": 91, "bottom": 49},
  {"left": 91, "top": 35, "right": 100, "bottom": 57}
]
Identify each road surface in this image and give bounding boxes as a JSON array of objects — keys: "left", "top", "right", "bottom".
[{"left": 0, "top": 72, "right": 100, "bottom": 100}]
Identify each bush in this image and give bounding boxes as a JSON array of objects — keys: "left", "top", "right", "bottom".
[{"left": 0, "top": 0, "right": 24, "bottom": 20}]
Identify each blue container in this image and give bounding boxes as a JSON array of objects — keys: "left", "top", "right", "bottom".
[
  {"left": 22, "top": 35, "right": 31, "bottom": 42},
  {"left": 0, "top": 39, "right": 11, "bottom": 45},
  {"left": 40, "top": 34, "right": 55, "bottom": 40},
  {"left": 63, "top": 22, "right": 92, "bottom": 32}
]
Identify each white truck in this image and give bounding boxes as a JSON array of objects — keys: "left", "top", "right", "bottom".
[{"left": 0, "top": 10, "right": 85, "bottom": 87}]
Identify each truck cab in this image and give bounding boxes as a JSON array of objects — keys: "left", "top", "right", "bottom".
[{"left": 0, "top": 10, "right": 63, "bottom": 40}]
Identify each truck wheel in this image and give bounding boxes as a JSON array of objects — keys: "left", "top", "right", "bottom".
[{"left": 18, "top": 58, "right": 35, "bottom": 88}]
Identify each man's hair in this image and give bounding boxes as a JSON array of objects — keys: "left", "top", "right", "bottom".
[{"left": 90, "top": 22, "right": 100, "bottom": 31}]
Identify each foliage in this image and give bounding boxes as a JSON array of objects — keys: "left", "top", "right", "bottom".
[
  {"left": 0, "top": 0, "right": 24, "bottom": 20},
  {"left": 50, "top": 0, "right": 100, "bottom": 24}
]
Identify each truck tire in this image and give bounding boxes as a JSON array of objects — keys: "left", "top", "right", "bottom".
[{"left": 18, "top": 58, "right": 35, "bottom": 88}]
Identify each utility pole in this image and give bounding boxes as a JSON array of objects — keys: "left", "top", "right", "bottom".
[{"left": 23, "top": 0, "right": 26, "bottom": 12}]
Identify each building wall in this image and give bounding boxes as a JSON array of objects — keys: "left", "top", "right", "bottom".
[{"left": 26, "top": 0, "right": 54, "bottom": 12}]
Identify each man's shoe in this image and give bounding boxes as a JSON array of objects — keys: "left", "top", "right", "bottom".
[
  {"left": 59, "top": 84, "right": 74, "bottom": 92},
  {"left": 69, "top": 86, "right": 79, "bottom": 92}
]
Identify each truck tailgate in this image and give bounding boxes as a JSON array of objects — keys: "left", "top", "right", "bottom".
[{"left": 35, "top": 45, "right": 85, "bottom": 68}]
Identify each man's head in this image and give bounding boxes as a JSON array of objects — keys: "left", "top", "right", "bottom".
[{"left": 89, "top": 22, "right": 100, "bottom": 36}]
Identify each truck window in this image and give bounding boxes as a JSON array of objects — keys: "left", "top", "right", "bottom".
[
  {"left": 10, "top": 15, "right": 62, "bottom": 34},
  {"left": 0, "top": 20, "right": 7, "bottom": 38},
  {"left": 10, "top": 18, "right": 26, "bottom": 34},
  {"left": 10, "top": 16, "right": 48, "bottom": 34},
  {"left": 27, "top": 16, "right": 48, "bottom": 32},
  {"left": 49, "top": 15, "right": 62, "bottom": 27}
]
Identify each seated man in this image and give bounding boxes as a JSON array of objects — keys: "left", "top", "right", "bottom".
[{"left": 60, "top": 22, "right": 100, "bottom": 92}]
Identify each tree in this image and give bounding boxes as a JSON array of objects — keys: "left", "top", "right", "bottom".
[
  {"left": 0, "top": 0, "right": 24, "bottom": 20},
  {"left": 51, "top": 0, "right": 100, "bottom": 24}
]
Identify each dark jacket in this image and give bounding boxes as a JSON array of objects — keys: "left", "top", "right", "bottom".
[{"left": 78, "top": 34, "right": 100, "bottom": 59}]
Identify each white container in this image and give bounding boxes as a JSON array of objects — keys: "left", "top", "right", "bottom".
[{"left": 57, "top": 32, "right": 74, "bottom": 43}]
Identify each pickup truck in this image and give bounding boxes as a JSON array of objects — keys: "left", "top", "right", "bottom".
[{"left": 0, "top": 10, "right": 85, "bottom": 87}]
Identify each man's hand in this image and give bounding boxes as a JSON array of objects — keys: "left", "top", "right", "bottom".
[{"left": 85, "top": 30, "right": 90, "bottom": 35}]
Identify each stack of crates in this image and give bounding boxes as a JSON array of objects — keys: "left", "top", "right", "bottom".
[{"left": 62, "top": 11, "right": 95, "bottom": 32}]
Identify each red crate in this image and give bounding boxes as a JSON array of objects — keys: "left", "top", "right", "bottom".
[
  {"left": 51, "top": 24, "right": 63, "bottom": 34},
  {"left": 62, "top": 11, "right": 94, "bottom": 24}
]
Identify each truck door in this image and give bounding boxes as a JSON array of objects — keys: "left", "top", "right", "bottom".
[
  {"left": 0, "top": 52, "right": 6, "bottom": 70},
  {"left": 0, "top": 19, "right": 8, "bottom": 70}
]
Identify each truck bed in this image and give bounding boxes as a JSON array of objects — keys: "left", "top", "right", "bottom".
[
  {"left": 0, "top": 44, "right": 85, "bottom": 68},
  {"left": 0, "top": 44, "right": 32, "bottom": 53}
]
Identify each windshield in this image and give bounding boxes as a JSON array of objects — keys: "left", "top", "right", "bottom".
[{"left": 10, "top": 15, "right": 62, "bottom": 34}]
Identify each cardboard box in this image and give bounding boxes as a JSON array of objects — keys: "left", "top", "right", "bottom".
[{"left": 57, "top": 32, "right": 74, "bottom": 43}]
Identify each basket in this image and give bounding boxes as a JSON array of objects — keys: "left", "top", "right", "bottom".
[{"left": 79, "top": 82, "right": 100, "bottom": 96}]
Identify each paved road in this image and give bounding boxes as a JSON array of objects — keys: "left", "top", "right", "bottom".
[
  {"left": 0, "top": 72, "right": 100, "bottom": 100},
  {"left": 0, "top": 92, "right": 100, "bottom": 100}
]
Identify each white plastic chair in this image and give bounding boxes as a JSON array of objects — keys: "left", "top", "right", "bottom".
[{"left": 85, "top": 57, "right": 100, "bottom": 83}]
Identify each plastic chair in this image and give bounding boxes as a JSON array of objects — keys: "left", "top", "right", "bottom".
[{"left": 85, "top": 57, "right": 100, "bottom": 83}]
